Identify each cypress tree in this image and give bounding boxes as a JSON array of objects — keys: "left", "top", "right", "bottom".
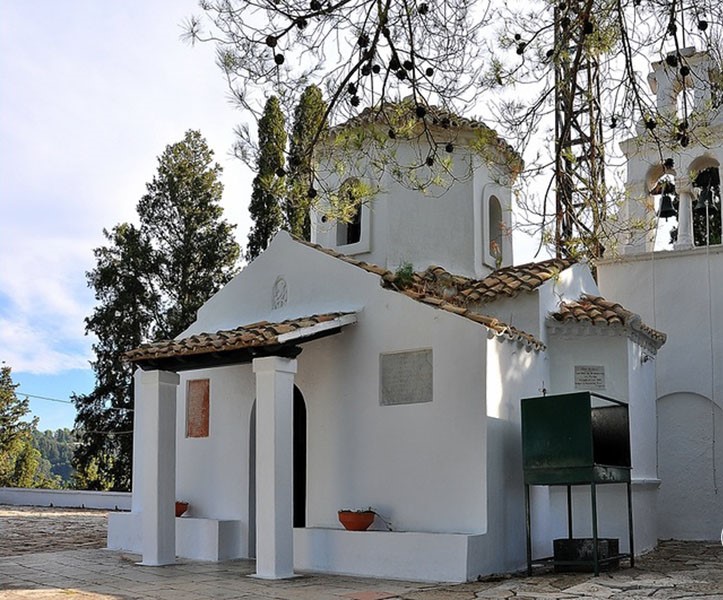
[
  {"left": 247, "top": 96, "right": 286, "bottom": 260},
  {"left": 286, "top": 85, "right": 328, "bottom": 240}
]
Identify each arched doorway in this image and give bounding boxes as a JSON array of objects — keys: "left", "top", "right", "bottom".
[{"left": 248, "top": 386, "right": 307, "bottom": 557}]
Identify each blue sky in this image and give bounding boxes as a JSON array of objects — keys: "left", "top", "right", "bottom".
[
  {"left": 1, "top": 1, "right": 549, "bottom": 432},
  {"left": 1, "top": 1, "right": 253, "bottom": 430}
]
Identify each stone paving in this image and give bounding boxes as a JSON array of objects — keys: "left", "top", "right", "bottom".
[{"left": 0, "top": 506, "right": 721, "bottom": 599}]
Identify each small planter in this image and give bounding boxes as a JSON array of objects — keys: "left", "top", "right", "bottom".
[
  {"left": 175, "top": 501, "right": 189, "bottom": 517},
  {"left": 338, "top": 509, "right": 375, "bottom": 531}
]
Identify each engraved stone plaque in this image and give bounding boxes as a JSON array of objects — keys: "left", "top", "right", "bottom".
[
  {"left": 574, "top": 365, "right": 606, "bottom": 390},
  {"left": 380, "top": 349, "right": 433, "bottom": 406}
]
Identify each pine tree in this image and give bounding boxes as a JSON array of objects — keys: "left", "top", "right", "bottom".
[
  {"left": 0, "top": 364, "right": 45, "bottom": 488},
  {"left": 74, "top": 131, "right": 240, "bottom": 490},
  {"left": 73, "top": 223, "right": 155, "bottom": 490},
  {"left": 286, "top": 85, "right": 328, "bottom": 240},
  {"left": 247, "top": 96, "right": 286, "bottom": 260}
]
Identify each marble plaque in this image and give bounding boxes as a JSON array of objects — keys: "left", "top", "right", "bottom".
[
  {"left": 574, "top": 365, "right": 606, "bottom": 390},
  {"left": 380, "top": 349, "right": 433, "bottom": 406}
]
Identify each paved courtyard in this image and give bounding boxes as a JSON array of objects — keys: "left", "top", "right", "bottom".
[{"left": 0, "top": 506, "right": 721, "bottom": 599}]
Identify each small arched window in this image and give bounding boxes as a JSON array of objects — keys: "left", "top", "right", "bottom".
[
  {"left": 337, "top": 207, "right": 362, "bottom": 245},
  {"left": 488, "top": 195, "right": 503, "bottom": 266},
  {"left": 691, "top": 163, "right": 721, "bottom": 246},
  {"left": 336, "top": 177, "right": 364, "bottom": 246}
]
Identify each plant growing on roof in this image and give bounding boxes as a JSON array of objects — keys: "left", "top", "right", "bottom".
[{"left": 393, "top": 262, "right": 415, "bottom": 289}]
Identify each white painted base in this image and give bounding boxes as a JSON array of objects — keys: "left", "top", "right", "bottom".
[
  {"left": 108, "top": 512, "right": 246, "bottom": 561},
  {"left": 176, "top": 517, "right": 246, "bottom": 561},
  {"left": 293, "top": 528, "right": 485, "bottom": 583},
  {"left": 108, "top": 512, "right": 142, "bottom": 552}
]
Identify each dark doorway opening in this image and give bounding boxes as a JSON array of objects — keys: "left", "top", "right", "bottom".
[{"left": 293, "top": 386, "right": 307, "bottom": 528}]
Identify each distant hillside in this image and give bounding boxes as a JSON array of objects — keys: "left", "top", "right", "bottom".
[{"left": 31, "top": 428, "right": 76, "bottom": 485}]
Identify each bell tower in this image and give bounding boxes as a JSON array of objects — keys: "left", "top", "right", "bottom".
[{"left": 617, "top": 48, "right": 722, "bottom": 255}]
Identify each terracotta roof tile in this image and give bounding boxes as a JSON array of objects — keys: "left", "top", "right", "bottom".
[
  {"left": 459, "top": 258, "right": 577, "bottom": 304},
  {"left": 295, "top": 238, "right": 550, "bottom": 351},
  {"left": 550, "top": 294, "right": 666, "bottom": 350},
  {"left": 125, "top": 312, "right": 356, "bottom": 364}
]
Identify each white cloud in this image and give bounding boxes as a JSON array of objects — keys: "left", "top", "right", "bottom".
[
  {"left": 0, "top": 317, "right": 92, "bottom": 375},
  {"left": 0, "top": 232, "right": 95, "bottom": 374},
  {"left": 0, "top": 1, "right": 254, "bottom": 379}
]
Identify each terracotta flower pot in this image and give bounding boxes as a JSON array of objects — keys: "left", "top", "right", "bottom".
[
  {"left": 175, "top": 501, "right": 189, "bottom": 517},
  {"left": 338, "top": 510, "right": 375, "bottom": 531}
]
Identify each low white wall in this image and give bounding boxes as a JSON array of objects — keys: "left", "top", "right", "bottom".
[
  {"left": 294, "top": 527, "right": 483, "bottom": 582},
  {"left": 177, "top": 517, "right": 246, "bottom": 561},
  {"left": 108, "top": 512, "right": 247, "bottom": 561},
  {"left": 0, "top": 487, "right": 131, "bottom": 511},
  {"left": 107, "top": 511, "right": 141, "bottom": 552}
]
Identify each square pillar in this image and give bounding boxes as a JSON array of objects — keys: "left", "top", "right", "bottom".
[
  {"left": 253, "top": 356, "right": 297, "bottom": 579},
  {"left": 137, "top": 369, "right": 179, "bottom": 566}
]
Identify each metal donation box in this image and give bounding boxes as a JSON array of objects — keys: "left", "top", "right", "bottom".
[{"left": 521, "top": 392, "right": 634, "bottom": 575}]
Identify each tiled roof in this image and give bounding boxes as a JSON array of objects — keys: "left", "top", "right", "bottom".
[
  {"left": 551, "top": 294, "right": 666, "bottom": 350},
  {"left": 296, "top": 238, "right": 549, "bottom": 351},
  {"left": 462, "top": 259, "right": 577, "bottom": 303},
  {"left": 125, "top": 313, "right": 357, "bottom": 365},
  {"left": 392, "top": 286, "right": 546, "bottom": 351}
]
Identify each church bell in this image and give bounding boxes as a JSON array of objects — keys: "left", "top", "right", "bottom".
[{"left": 657, "top": 194, "right": 678, "bottom": 220}]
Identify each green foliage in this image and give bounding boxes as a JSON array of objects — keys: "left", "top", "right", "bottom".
[
  {"left": 74, "top": 130, "right": 240, "bottom": 491},
  {"left": 32, "top": 428, "right": 77, "bottom": 484},
  {"left": 0, "top": 365, "right": 33, "bottom": 449},
  {"left": 393, "top": 262, "right": 415, "bottom": 288},
  {"left": 247, "top": 96, "right": 286, "bottom": 260},
  {"left": 286, "top": 85, "right": 328, "bottom": 240},
  {"left": 191, "top": 0, "right": 722, "bottom": 262},
  {"left": 0, "top": 365, "right": 60, "bottom": 488}
]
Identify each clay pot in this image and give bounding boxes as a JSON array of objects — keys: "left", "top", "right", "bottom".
[
  {"left": 175, "top": 501, "right": 189, "bottom": 517},
  {"left": 338, "top": 510, "right": 375, "bottom": 531}
]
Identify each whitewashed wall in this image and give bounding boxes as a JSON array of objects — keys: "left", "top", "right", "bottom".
[
  {"left": 482, "top": 333, "right": 549, "bottom": 574},
  {"left": 116, "top": 233, "right": 499, "bottom": 577},
  {"left": 598, "top": 246, "right": 723, "bottom": 541},
  {"left": 312, "top": 141, "right": 514, "bottom": 278}
]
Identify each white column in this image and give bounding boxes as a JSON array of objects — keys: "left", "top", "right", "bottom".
[
  {"left": 138, "top": 369, "right": 179, "bottom": 566},
  {"left": 674, "top": 188, "right": 694, "bottom": 250},
  {"left": 131, "top": 369, "right": 144, "bottom": 513},
  {"left": 253, "top": 356, "right": 297, "bottom": 579}
]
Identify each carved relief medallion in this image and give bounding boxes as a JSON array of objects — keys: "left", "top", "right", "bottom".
[{"left": 272, "top": 276, "right": 288, "bottom": 309}]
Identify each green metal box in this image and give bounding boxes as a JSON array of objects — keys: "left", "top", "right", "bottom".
[{"left": 521, "top": 392, "right": 631, "bottom": 485}]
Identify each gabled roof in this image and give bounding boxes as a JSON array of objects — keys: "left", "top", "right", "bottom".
[
  {"left": 550, "top": 294, "right": 666, "bottom": 351},
  {"left": 125, "top": 313, "right": 357, "bottom": 371},
  {"left": 296, "top": 239, "right": 548, "bottom": 351},
  {"left": 404, "top": 259, "right": 577, "bottom": 305}
]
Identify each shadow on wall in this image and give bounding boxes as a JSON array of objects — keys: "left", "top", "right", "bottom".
[{"left": 657, "top": 391, "right": 723, "bottom": 540}]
